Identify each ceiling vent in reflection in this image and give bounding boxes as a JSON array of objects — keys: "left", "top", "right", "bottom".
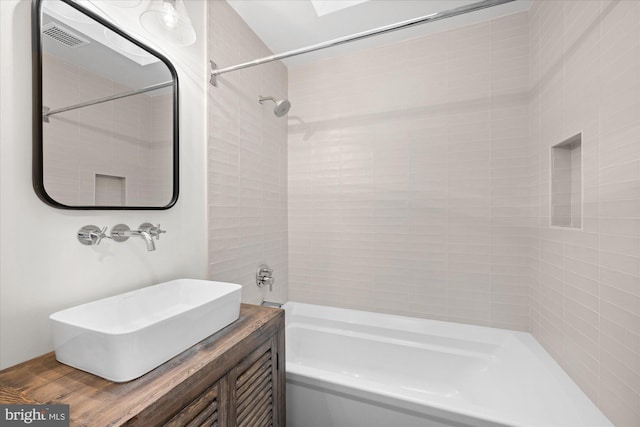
[{"left": 42, "top": 22, "right": 90, "bottom": 48}]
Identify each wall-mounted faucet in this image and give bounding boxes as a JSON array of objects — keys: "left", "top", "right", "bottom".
[
  {"left": 76, "top": 223, "right": 166, "bottom": 251},
  {"left": 111, "top": 223, "right": 166, "bottom": 251}
]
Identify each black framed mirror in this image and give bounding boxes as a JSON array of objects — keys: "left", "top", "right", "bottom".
[{"left": 32, "top": 0, "right": 179, "bottom": 209}]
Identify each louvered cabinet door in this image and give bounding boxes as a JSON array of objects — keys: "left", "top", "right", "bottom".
[
  {"left": 228, "top": 334, "right": 284, "bottom": 427},
  {"left": 164, "top": 376, "right": 228, "bottom": 427}
]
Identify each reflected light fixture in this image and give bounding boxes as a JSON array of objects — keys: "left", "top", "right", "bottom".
[{"left": 139, "top": 0, "right": 196, "bottom": 46}]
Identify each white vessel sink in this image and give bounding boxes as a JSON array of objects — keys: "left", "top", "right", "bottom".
[{"left": 50, "top": 279, "right": 242, "bottom": 382}]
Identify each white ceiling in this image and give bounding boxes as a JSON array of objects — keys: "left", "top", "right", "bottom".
[{"left": 227, "top": 0, "right": 533, "bottom": 67}]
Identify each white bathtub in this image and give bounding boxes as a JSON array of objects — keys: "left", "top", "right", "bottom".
[{"left": 284, "top": 302, "right": 612, "bottom": 427}]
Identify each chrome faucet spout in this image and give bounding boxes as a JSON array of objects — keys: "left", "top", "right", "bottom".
[
  {"left": 131, "top": 230, "right": 156, "bottom": 251},
  {"left": 110, "top": 224, "right": 157, "bottom": 251}
]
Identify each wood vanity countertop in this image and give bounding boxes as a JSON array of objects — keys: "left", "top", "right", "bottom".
[{"left": 0, "top": 304, "right": 284, "bottom": 426}]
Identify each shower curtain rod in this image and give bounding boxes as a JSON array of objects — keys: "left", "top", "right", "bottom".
[
  {"left": 209, "top": 0, "right": 515, "bottom": 86},
  {"left": 42, "top": 81, "right": 174, "bottom": 122}
]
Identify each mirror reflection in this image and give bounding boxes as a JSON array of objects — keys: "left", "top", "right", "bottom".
[{"left": 37, "top": 0, "right": 178, "bottom": 208}]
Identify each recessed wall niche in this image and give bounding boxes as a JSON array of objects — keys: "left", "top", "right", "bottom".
[
  {"left": 95, "top": 174, "right": 126, "bottom": 206},
  {"left": 550, "top": 133, "right": 582, "bottom": 228}
]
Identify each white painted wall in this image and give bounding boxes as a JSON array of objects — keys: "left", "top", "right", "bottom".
[{"left": 0, "top": 0, "right": 208, "bottom": 369}]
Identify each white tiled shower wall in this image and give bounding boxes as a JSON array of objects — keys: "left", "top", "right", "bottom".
[
  {"left": 285, "top": 1, "right": 640, "bottom": 424},
  {"left": 288, "top": 12, "right": 534, "bottom": 331},
  {"left": 530, "top": 1, "right": 640, "bottom": 425},
  {"left": 286, "top": 1, "right": 640, "bottom": 424},
  {"left": 207, "top": 1, "right": 288, "bottom": 305}
]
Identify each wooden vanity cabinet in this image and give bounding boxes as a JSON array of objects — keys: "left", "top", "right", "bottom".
[{"left": 0, "top": 304, "right": 285, "bottom": 427}]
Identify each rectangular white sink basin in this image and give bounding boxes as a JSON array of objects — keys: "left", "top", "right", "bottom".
[{"left": 50, "top": 279, "right": 242, "bottom": 382}]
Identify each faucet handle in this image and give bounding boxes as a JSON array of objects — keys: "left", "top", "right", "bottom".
[
  {"left": 78, "top": 225, "right": 111, "bottom": 246},
  {"left": 153, "top": 224, "right": 167, "bottom": 240},
  {"left": 256, "top": 264, "right": 274, "bottom": 292},
  {"left": 139, "top": 223, "right": 167, "bottom": 240},
  {"left": 258, "top": 265, "right": 273, "bottom": 275},
  {"left": 95, "top": 226, "right": 111, "bottom": 244},
  {"left": 260, "top": 277, "right": 274, "bottom": 292}
]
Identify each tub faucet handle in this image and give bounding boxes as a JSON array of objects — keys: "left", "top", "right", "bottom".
[
  {"left": 256, "top": 264, "right": 274, "bottom": 291},
  {"left": 261, "top": 277, "right": 274, "bottom": 291},
  {"left": 259, "top": 265, "right": 273, "bottom": 275}
]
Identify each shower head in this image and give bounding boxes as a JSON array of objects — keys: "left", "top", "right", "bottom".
[{"left": 258, "top": 95, "right": 291, "bottom": 117}]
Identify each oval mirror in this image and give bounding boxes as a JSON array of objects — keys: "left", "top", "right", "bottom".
[{"left": 33, "top": 0, "right": 179, "bottom": 209}]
